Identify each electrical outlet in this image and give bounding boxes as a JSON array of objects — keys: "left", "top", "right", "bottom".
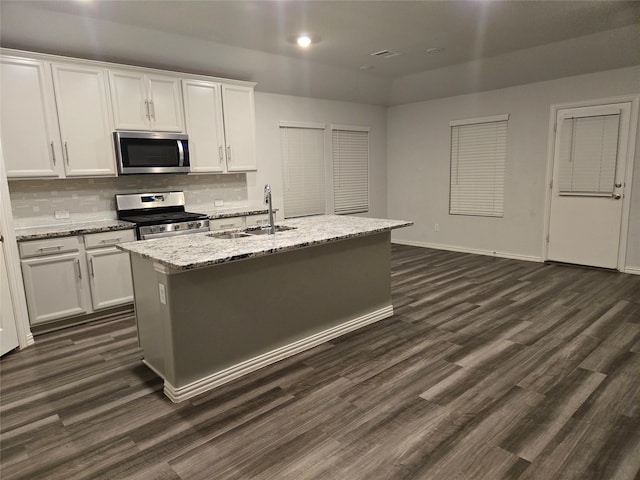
[
  {"left": 158, "top": 283, "right": 166, "bottom": 305},
  {"left": 434, "top": 223, "right": 439, "bottom": 232},
  {"left": 55, "top": 210, "right": 70, "bottom": 219}
]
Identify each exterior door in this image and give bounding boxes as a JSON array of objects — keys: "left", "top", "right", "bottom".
[{"left": 547, "top": 102, "right": 632, "bottom": 269}]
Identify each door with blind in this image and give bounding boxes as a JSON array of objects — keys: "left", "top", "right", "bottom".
[{"left": 547, "top": 102, "right": 632, "bottom": 269}]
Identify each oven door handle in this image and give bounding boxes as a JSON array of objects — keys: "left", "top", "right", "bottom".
[{"left": 177, "top": 140, "right": 185, "bottom": 167}]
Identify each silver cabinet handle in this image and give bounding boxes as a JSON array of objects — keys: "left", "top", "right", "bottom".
[
  {"left": 50, "top": 141, "right": 56, "bottom": 165},
  {"left": 220, "top": 223, "right": 235, "bottom": 229},
  {"left": 89, "top": 257, "right": 95, "bottom": 277},
  {"left": 75, "top": 258, "right": 82, "bottom": 279},
  {"left": 144, "top": 100, "right": 150, "bottom": 119},
  {"left": 219, "top": 145, "right": 224, "bottom": 162},
  {"left": 64, "top": 142, "right": 70, "bottom": 165},
  {"left": 99, "top": 238, "right": 121, "bottom": 245},
  {"left": 227, "top": 146, "right": 232, "bottom": 163},
  {"left": 149, "top": 100, "right": 155, "bottom": 119},
  {"left": 38, "top": 245, "right": 63, "bottom": 253}
]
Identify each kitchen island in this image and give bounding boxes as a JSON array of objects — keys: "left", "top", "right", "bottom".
[{"left": 119, "top": 215, "right": 412, "bottom": 402}]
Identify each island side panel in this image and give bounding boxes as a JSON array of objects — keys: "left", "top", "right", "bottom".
[
  {"left": 130, "top": 254, "right": 177, "bottom": 385},
  {"left": 164, "top": 232, "right": 392, "bottom": 389}
]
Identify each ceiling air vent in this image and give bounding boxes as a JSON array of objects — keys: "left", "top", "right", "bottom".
[{"left": 370, "top": 49, "right": 400, "bottom": 59}]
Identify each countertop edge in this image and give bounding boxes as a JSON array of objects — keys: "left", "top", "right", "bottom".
[
  {"left": 16, "top": 222, "right": 136, "bottom": 241},
  {"left": 121, "top": 220, "right": 413, "bottom": 272}
]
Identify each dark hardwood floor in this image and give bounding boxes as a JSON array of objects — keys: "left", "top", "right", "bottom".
[{"left": 1, "top": 244, "right": 639, "bottom": 480}]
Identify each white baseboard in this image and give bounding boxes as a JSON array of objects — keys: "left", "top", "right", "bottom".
[
  {"left": 624, "top": 267, "right": 640, "bottom": 275},
  {"left": 161, "top": 305, "right": 394, "bottom": 403},
  {"left": 392, "top": 239, "right": 542, "bottom": 263},
  {"left": 25, "top": 332, "right": 34, "bottom": 347}
]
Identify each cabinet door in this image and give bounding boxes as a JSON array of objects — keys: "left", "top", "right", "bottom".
[
  {"left": 86, "top": 247, "right": 133, "bottom": 310},
  {"left": 21, "top": 252, "right": 89, "bottom": 325},
  {"left": 0, "top": 56, "right": 62, "bottom": 178},
  {"left": 182, "top": 80, "right": 226, "bottom": 173},
  {"left": 148, "top": 74, "right": 184, "bottom": 132},
  {"left": 109, "top": 70, "right": 149, "bottom": 130},
  {"left": 51, "top": 63, "right": 116, "bottom": 176},
  {"left": 221, "top": 84, "right": 257, "bottom": 171}
]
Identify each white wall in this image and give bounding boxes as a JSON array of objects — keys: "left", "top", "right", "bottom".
[
  {"left": 387, "top": 66, "right": 640, "bottom": 268},
  {"left": 247, "top": 92, "right": 388, "bottom": 220}
]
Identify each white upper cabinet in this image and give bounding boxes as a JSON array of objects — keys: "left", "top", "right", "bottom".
[
  {"left": 0, "top": 56, "right": 63, "bottom": 178},
  {"left": 51, "top": 63, "right": 116, "bottom": 177},
  {"left": 182, "top": 80, "right": 257, "bottom": 173},
  {"left": 182, "top": 79, "right": 227, "bottom": 173},
  {"left": 221, "top": 84, "right": 257, "bottom": 171},
  {"left": 109, "top": 69, "right": 184, "bottom": 132}
]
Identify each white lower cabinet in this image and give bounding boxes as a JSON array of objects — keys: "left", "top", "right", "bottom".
[
  {"left": 86, "top": 246, "right": 134, "bottom": 310},
  {"left": 19, "top": 230, "right": 135, "bottom": 326},
  {"left": 21, "top": 250, "right": 89, "bottom": 325}
]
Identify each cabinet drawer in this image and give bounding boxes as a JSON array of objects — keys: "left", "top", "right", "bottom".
[
  {"left": 209, "top": 217, "right": 246, "bottom": 231},
  {"left": 84, "top": 229, "right": 135, "bottom": 249},
  {"left": 245, "top": 214, "right": 269, "bottom": 227},
  {"left": 19, "top": 236, "right": 80, "bottom": 259}
]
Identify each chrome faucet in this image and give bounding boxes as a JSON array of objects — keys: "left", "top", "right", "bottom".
[{"left": 264, "top": 184, "right": 275, "bottom": 234}]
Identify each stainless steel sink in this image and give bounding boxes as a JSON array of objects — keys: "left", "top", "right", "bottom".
[
  {"left": 244, "top": 225, "right": 296, "bottom": 236},
  {"left": 208, "top": 231, "right": 252, "bottom": 239},
  {"left": 209, "top": 225, "right": 296, "bottom": 239}
]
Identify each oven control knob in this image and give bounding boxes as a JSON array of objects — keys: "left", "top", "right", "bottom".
[
  {"left": 189, "top": 221, "right": 201, "bottom": 229},
  {"left": 175, "top": 224, "right": 181, "bottom": 230}
]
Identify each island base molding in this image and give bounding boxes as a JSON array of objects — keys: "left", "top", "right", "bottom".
[{"left": 159, "top": 304, "right": 393, "bottom": 403}]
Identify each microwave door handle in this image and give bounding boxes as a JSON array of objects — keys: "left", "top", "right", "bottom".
[{"left": 177, "top": 140, "right": 185, "bottom": 166}]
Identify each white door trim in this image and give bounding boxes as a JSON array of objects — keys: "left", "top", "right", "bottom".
[
  {"left": 542, "top": 95, "right": 639, "bottom": 270},
  {"left": 0, "top": 144, "right": 34, "bottom": 349}
]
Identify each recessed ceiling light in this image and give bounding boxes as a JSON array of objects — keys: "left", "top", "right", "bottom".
[
  {"left": 288, "top": 33, "right": 321, "bottom": 48},
  {"left": 297, "top": 35, "right": 312, "bottom": 48},
  {"left": 426, "top": 47, "right": 443, "bottom": 55},
  {"left": 359, "top": 65, "right": 374, "bottom": 71}
]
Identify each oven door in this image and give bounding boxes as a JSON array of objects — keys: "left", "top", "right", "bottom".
[{"left": 115, "top": 131, "right": 190, "bottom": 175}]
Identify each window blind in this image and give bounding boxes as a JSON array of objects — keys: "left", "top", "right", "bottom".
[
  {"left": 280, "top": 125, "right": 326, "bottom": 218},
  {"left": 557, "top": 113, "right": 620, "bottom": 196},
  {"left": 332, "top": 127, "right": 369, "bottom": 215},
  {"left": 449, "top": 116, "right": 507, "bottom": 217}
]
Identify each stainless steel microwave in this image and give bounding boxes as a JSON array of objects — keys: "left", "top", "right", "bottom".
[{"left": 114, "top": 131, "right": 190, "bottom": 175}]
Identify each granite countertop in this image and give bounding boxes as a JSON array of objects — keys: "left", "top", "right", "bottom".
[
  {"left": 15, "top": 220, "right": 136, "bottom": 241},
  {"left": 201, "top": 206, "right": 271, "bottom": 219},
  {"left": 119, "top": 215, "right": 413, "bottom": 272},
  {"left": 13, "top": 207, "right": 269, "bottom": 241}
]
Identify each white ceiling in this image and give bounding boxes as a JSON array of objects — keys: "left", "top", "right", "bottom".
[{"left": 1, "top": 0, "right": 639, "bottom": 106}]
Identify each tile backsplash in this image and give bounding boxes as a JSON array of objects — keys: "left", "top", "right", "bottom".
[{"left": 9, "top": 174, "right": 248, "bottom": 228}]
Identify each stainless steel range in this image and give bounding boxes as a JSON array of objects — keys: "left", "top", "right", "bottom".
[{"left": 116, "top": 191, "right": 209, "bottom": 240}]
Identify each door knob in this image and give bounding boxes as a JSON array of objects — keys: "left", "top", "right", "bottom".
[
  {"left": 613, "top": 193, "right": 622, "bottom": 199},
  {"left": 615, "top": 182, "right": 622, "bottom": 188}
]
